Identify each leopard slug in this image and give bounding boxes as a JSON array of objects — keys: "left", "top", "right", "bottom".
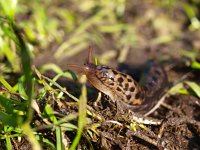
[{"left": 67, "top": 48, "right": 167, "bottom": 114}]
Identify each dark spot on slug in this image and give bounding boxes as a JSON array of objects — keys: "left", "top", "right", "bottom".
[
  {"left": 112, "top": 70, "right": 118, "bottom": 75},
  {"left": 143, "top": 86, "right": 148, "bottom": 91},
  {"left": 116, "top": 87, "right": 122, "bottom": 92},
  {"left": 118, "top": 77, "right": 124, "bottom": 83},
  {"left": 119, "top": 82, "right": 123, "bottom": 88},
  {"left": 135, "top": 92, "right": 142, "bottom": 99},
  {"left": 109, "top": 82, "right": 114, "bottom": 86},
  {"left": 110, "top": 77, "right": 114, "bottom": 81},
  {"left": 121, "top": 73, "right": 127, "bottom": 78},
  {"left": 127, "top": 78, "right": 132, "bottom": 82},
  {"left": 152, "top": 76, "right": 158, "bottom": 82},
  {"left": 124, "top": 83, "right": 129, "bottom": 91},
  {"left": 126, "top": 94, "right": 131, "bottom": 100},
  {"left": 130, "top": 87, "right": 135, "bottom": 92}
]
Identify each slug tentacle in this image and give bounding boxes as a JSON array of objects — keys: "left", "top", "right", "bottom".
[
  {"left": 67, "top": 64, "right": 89, "bottom": 73},
  {"left": 87, "top": 46, "right": 93, "bottom": 64}
]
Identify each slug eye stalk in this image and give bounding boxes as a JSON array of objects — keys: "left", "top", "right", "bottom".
[
  {"left": 87, "top": 46, "right": 93, "bottom": 64},
  {"left": 66, "top": 64, "right": 90, "bottom": 74},
  {"left": 66, "top": 47, "right": 95, "bottom": 74}
]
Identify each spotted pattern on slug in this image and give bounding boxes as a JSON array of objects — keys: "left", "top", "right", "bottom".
[
  {"left": 67, "top": 48, "right": 168, "bottom": 114},
  {"left": 94, "top": 65, "right": 145, "bottom": 105}
]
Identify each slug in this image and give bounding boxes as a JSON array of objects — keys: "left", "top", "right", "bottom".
[{"left": 67, "top": 48, "right": 168, "bottom": 114}]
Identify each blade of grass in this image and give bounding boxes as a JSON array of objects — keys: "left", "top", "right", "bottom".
[
  {"left": 0, "top": 95, "right": 17, "bottom": 114},
  {"left": 40, "top": 63, "right": 63, "bottom": 74},
  {"left": 56, "top": 126, "right": 63, "bottom": 150},
  {"left": 44, "top": 104, "right": 57, "bottom": 123},
  {"left": 191, "top": 61, "right": 200, "bottom": 69},
  {"left": 0, "top": 111, "right": 16, "bottom": 126},
  {"left": 60, "top": 123, "right": 77, "bottom": 131},
  {"left": 11, "top": 22, "right": 39, "bottom": 150},
  {"left": 185, "top": 81, "right": 200, "bottom": 98},
  {"left": 40, "top": 136, "right": 56, "bottom": 149},
  {"left": 34, "top": 66, "right": 79, "bottom": 102},
  {"left": 0, "top": 0, "right": 17, "bottom": 22},
  {"left": 22, "top": 123, "right": 41, "bottom": 150},
  {"left": 0, "top": 76, "right": 16, "bottom": 92},
  {"left": 44, "top": 104, "right": 64, "bottom": 149},
  {"left": 2, "top": 42, "right": 20, "bottom": 72},
  {"left": 50, "top": 71, "right": 78, "bottom": 88},
  {"left": 5, "top": 136, "right": 12, "bottom": 150},
  {"left": 69, "top": 84, "right": 87, "bottom": 150},
  {"left": 12, "top": 24, "right": 33, "bottom": 122}
]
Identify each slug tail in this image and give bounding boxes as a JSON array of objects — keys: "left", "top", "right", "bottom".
[{"left": 125, "top": 61, "right": 168, "bottom": 114}]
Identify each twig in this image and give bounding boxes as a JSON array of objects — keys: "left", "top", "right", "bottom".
[
  {"left": 144, "top": 93, "right": 168, "bottom": 116},
  {"left": 126, "top": 130, "right": 158, "bottom": 147},
  {"left": 144, "top": 71, "right": 192, "bottom": 116}
]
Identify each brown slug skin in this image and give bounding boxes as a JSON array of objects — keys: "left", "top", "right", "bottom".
[{"left": 67, "top": 48, "right": 168, "bottom": 114}]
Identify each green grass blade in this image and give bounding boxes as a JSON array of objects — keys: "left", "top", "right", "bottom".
[
  {"left": 70, "top": 84, "right": 87, "bottom": 150},
  {"left": 0, "top": 95, "right": 16, "bottom": 114},
  {"left": 191, "top": 61, "right": 200, "bottom": 69},
  {"left": 12, "top": 24, "right": 33, "bottom": 122},
  {"left": 22, "top": 123, "right": 41, "bottom": 150},
  {"left": 0, "top": 111, "right": 16, "bottom": 126},
  {"left": 40, "top": 136, "right": 56, "bottom": 150},
  {"left": 0, "top": 76, "right": 16, "bottom": 92},
  {"left": 44, "top": 104, "right": 57, "bottom": 123},
  {"left": 56, "top": 126, "right": 63, "bottom": 150},
  {"left": 0, "top": 0, "right": 17, "bottom": 22},
  {"left": 5, "top": 135, "right": 12, "bottom": 150},
  {"left": 185, "top": 81, "right": 200, "bottom": 98}
]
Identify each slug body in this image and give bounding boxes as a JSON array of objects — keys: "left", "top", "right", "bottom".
[{"left": 67, "top": 48, "right": 167, "bottom": 114}]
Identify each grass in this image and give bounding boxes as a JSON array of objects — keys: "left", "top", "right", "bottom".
[{"left": 0, "top": 0, "right": 200, "bottom": 149}]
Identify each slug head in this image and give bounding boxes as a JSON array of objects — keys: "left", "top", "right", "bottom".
[
  {"left": 66, "top": 47, "right": 95, "bottom": 75},
  {"left": 67, "top": 47, "right": 116, "bottom": 99}
]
